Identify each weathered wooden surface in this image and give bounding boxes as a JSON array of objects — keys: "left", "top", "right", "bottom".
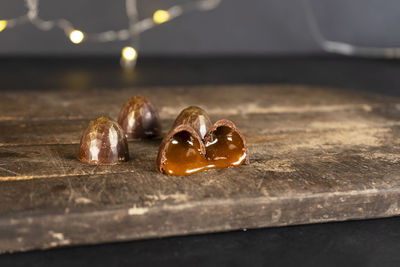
[{"left": 1, "top": 85, "right": 400, "bottom": 253}]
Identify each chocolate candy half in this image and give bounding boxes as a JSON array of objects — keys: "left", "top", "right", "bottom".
[
  {"left": 118, "top": 96, "right": 161, "bottom": 139},
  {"left": 157, "top": 107, "right": 249, "bottom": 176},
  {"left": 78, "top": 116, "right": 129, "bottom": 165},
  {"left": 157, "top": 124, "right": 207, "bottom": 175}
]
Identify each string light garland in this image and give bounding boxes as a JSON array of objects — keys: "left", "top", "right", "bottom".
[
  {"left": 10, "top": 0, "right": 393, "bottom": 60},
  {"left": 1, "top": 0, "right": 222, "bottom": 68},
  {"left": 0, "top": 20, "right": 7, "bottom": 32},
  {"left": 69, "top": 30, "right": 85, "bottom": 44},
  {"left": 153, "top": 10, "right": 171, "bottom": 24}
]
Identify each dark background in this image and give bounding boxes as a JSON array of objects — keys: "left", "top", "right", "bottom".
[
  {"left": 1, "top": 0, "right": 400, "bottom": 55},
  {"left": 2, "top": 217, "right": 400, "bottom": 267}
]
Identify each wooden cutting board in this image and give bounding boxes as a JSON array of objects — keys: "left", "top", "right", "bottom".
[{"left": 1, "top": 85, "right": 400, "bottom": 253}]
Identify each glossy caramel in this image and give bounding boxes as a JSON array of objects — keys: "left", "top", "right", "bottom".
[
  {"left": 162, "top": 126, "right": 246, "bottom": 176},
  {"left": 205, "top": 126, "right": 247, "bottom": 167}
]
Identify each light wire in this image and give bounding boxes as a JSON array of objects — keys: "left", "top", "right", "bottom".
[{"left": 303, "top": 0, "right": 400, "bottom": 58}]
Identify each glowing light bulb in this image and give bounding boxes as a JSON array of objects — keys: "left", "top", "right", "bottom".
[
  {"left": 69, "top": 30, "right": 84, "bottom": 44},
  {"left": 153, "top": 10, "right": 170, "bottom": 24},
  {"left": 0, "top": 20, "right": 7, "bottom": 32},
  {"left": 122, "top": 46, "right": 138, "bottom": 61}
]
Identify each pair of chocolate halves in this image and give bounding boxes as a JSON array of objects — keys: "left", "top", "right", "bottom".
[{"left": 78, "top": 96, "right": 249, "bottom": 176}]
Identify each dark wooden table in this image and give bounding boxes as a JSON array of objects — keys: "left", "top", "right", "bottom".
[{"left": 1, "top": 56, "right": 400, "bottom": 266}]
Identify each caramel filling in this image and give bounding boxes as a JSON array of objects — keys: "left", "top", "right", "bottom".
[
  {"left": 205, "top": 126, "right": 247, "bottom": 167},
  {"left": 163, "top": 126, "right": 246, "bottom": 176}
]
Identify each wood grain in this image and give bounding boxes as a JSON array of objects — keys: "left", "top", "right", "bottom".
[
  {"left": 0, "top": 85, "right": 391, "bottom": 121},
  {"left": 1, "top": 84, "right": 400, "bottom": 253}
]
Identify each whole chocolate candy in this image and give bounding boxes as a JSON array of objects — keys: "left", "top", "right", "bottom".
[
  {"left": 78, "top": 116, "right": 129, "bottom": 165},
  {"left": 171, "top": 106, "right": 212, "bottom": 139},
  {"left": 118, "top": 96, "right": 161, "bottom": 139}
]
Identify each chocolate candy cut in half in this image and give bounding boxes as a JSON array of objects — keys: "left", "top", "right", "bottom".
[
  {"left": 157, "top": 124, "right": 207, "bottom": 176},
  {"left": 157, "top": 107, "right": 249, "bottom": 176},
  {"left": 203, "top": 119, "right": 250, "bottom": 167}
]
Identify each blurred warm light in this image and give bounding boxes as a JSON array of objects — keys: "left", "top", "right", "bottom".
[
  {"left": 122, "top": 46, "right": 138, "bottom": 61},
  {"left": 153, "top": 10, "right": 170, "bottom": 24},
  {"left": 69, "top": 30, "right": 84, "bottom": 44},
  {"left": 0, "top": 20, "right": 7, "bottom": 32}
]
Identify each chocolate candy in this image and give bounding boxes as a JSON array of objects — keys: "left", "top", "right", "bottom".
[
  {"left": 78, "top": 116, "right": 129, "bottom": 165},
  {"left": 171, "top": 106, "right": 212, "bottom": 139},
  {"left": 157, "top": 124, "right": 207, "bottom": 175},
  {"left": 157, "top": 106, "right": 249, "bottom": 176},
  {"left": 118, "top": 96, "right": 161, "bottom": 139}
]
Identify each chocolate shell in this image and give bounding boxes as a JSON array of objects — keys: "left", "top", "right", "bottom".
[
  {"left": 171, "top": 106, "right": 212, "bottom": 139},
  {"left": 118, "top": 96, "right": 161, "bottom": 139},
  {"left": 78, "top": 116, "right": 129, "bottom": 165}
]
